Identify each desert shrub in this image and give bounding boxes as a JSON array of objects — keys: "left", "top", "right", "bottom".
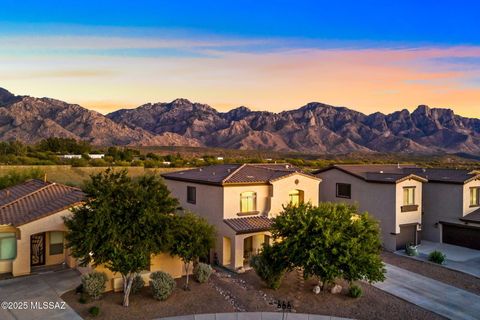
[
  {"left": 78, "top": 294, "right": 88, "bottom": 304},
  {"left": 150, "top": 271, "right": 176, "bottom": 300},
  {"left": 194, "top": 263, "right": 213, "bottom": 283},
  {"left": 131, "top": 274, "right": 145, "bottom": 294},
  {"left": 349, "top": 284, "right": 363, "bottom": 298},
  {"left": 75, "top": 284, "right": 84, "bottom": 294},
  {"left": 81, "top": 271, "right": 107, "bottom": 300},
  {"left": 89, "top": 306, "right": 100, "bottom": 317},
  {"left": 250, "top": 244, "right": 286, "bottom": 290},
  {"left": 428, "top": 250, "right": 446, "bottom": 264}
]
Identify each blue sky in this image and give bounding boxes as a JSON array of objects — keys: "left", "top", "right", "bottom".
[{"left": 1, "top": 1, "right": 479, "bottom": 116}]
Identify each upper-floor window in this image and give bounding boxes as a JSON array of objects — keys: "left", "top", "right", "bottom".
[
  {"left": 336, "top": 183, "right": 351, "bottom": 199},
  {"left": 403, "top": 187, "right": 416, "bottom": 205},
  {"left": 288, "top": 189, "right": 304, "bottom": 206},
  {"left": 0, "top": 232, "right": 16, "bottom": 260},
  {"left": 187, "top": 186, "right": 196, "bottom": 204},
  {"left": 470, "top": 187, "right": 480, "bottom": 207},
  {"left": 49, "top": 231, "right": 64, "bottom": 255},
  {"left": 240, "top": 191, "right": 257, "bottom": 213}
]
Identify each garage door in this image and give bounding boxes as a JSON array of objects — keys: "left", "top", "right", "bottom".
[
  {"left": 442, "top": 224, "right": 480, "bottom": 250},
  {"left": 396, "top": 224, "right": 419, "bottom": 250}
]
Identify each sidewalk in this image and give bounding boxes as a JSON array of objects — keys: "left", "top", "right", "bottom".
[{"left": 157, "top": 313, "right": 353, "bottom": 320}]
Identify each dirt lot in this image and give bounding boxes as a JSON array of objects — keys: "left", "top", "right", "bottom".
[{"left": 382, "top": 251, "right": 480, "bottom": 295}]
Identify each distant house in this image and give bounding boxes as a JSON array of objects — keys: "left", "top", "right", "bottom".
[
  {"left": 162, "top": 163, "right": 321, "bottom": 271},
  {"left": 88, "top": 154, "right": 105, "bottom": 159},
  {"left": 216, "top": 157, "right": 224, "bottom": 161},
  {"left": 315, "top": 164, "right": 427, "bottom": 251},
  {"left": 401, "top": 168, "right": 480, "bottom": 249},
  {"left": 59, "top": 154, "right": 82, "bottom": 159}
]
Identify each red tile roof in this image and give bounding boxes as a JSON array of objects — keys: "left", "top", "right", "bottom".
[
  {"left": 0, "top": 179, "right": 85, "bottom": 227},
  {"left": 224, "top": 216, "right": 273, "bottom": 234},
  {"left": 162, "top": 163, "right": 319, "bottom": 185}
]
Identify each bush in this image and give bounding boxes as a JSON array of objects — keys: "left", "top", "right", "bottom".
[
  {"left": 250, "top": 244, "right": 286, "bottom": 290},
  {"left": 75, "top": 284, "right": 84, "bottom": 294},
  {"left": 131, "top": 274, "right": 145, "bottom": 294},
  {"left": 428, "top": 250, "right": 446, "bottom": 264},
  {"left": 194, "top": 263, "right": 213, "bottom": 283},
  {"left": 89, "top": 306, "right": 100, "bottom": 317},
  {"left": 78, "top": 294, "right": 88, "bottom": 304},
  {"left": 149, "top": 271, "right": 176, "bottom": 300},
  {"left": 81, "top": 271, "right": 107, "bottom": 300},
  {"left": 349, "top": 284, "right": 363, "bottom": 298}
]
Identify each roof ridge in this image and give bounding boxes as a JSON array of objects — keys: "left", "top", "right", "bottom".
[
  {"left": 221, "top": 163, "right": 246, "bottom": 183},
  {"left": 249, "top": 163, "right": 298, "bottom": 172},
  {"left": 0, "top": 182, "right": 56, "bottom": 211}
]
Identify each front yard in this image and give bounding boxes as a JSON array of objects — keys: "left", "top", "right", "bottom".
[{"left": 63, "top": 267, "right": 445, "bottom": 320}]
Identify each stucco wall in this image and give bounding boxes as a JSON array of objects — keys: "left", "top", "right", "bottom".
[
  {"left": 395, "top": 178, "right": 423, "bottom": 233},
  {"left": 317, "top": 169, "right": 398, "bottom": 251},
  {"left": 463, "top": 178, "right": 480, "bottom": 216}
]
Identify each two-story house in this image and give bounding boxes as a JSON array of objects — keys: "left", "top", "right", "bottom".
[
  {"left": 314, "top": 164, "right": 427, "bottom": 251},
  {"left": 162, "top": 163, "right": 321, "bottom": 271},
  {"left": 401, "top": 168, "right": 480, "bottom": 249}
]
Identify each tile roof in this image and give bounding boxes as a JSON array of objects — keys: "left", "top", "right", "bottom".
[
  {"left": 162, "top": 163, "right": 319, "bottom": 185},
  {"left": 402, "top": 168, "right": 480, "bottom": 184},
  {"left": 0, "top": 179, "right": 85, "bottom": 227},
  {"left": 460, "top": 208, "right": 480, "bottom": 223},
  {"left": 224, "top": 216, "right": 273, "bottom": 234}
]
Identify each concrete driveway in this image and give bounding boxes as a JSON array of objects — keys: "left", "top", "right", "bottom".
[
  {"left": 397, "top": 240, "right": 480, "bottom": 278},
  {"left": 374, "top": 264, "right": 480, "bottom": 320},
  {"left": 0, "top": 269, "right": 82, "bottom": 320}
]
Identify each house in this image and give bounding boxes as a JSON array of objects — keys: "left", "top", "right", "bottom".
[
  {"left": 0, "top": 179, "right": 189, "bottom": 291},
  {"left": 59, "top": 154, "right": 82, "bottom": 159},
  {"left": 314, "top": 164, "right": 427, "bottom": 251},
  {"left": 0, "top": 179, "right": 85, "bottom": 277},
  {"left": 400, "top": 168, "right": 480, "bottom": 249},
  {"left": 88, "top": 154, "right": 105, "bottom": 159},
  {"left": 162, "top": 163, "right": 321, "bottom": 271}
]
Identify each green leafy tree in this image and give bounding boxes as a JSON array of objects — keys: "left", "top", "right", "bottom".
[
  {"left": 170, "top": 213, "right": 215, "bottom": 290},
  {"left": 64, "top": 169, "right": 178, "bottom": 307},
  {"left": 271, "top": 202, "right": 385, "bottom": 291}
]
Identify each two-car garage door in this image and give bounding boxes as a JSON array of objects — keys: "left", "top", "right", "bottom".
[{"left": 442, "top": 224, "right": 480, "bottom": 250}]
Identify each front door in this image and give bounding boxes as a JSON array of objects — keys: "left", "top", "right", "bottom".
[{"left": 31, "top": 233, "right": 46, "bottom": 266}]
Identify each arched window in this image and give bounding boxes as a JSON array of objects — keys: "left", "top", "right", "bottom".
[
  {"left": 288, "top": 189, "right": 304, "bottom": 206},
  {"left": 240, "top": 191, "right": 257, "bottom": 213}
]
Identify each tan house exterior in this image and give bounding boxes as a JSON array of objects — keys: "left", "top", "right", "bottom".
[
  {"left": 315, "top": 165, "right": 427, "bottom": 252},
  {"left": 162, "top": 163, "right": 321, "bottom": 271}
]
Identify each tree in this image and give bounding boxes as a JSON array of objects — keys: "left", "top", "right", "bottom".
[
  {"left": 271, "top": 202, "right": 385, "bottom": 291},
  {"left": 64, "top": 169, "right": 178, "bottom": 307},
  {"left": 170, "top": 213, "right": 215, "bottom": 290}
]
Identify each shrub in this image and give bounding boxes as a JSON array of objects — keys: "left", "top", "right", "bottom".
[
  {"left": 75, "top": 284, "right": 84, "bottom": 294},
  {"left": 194, "top": 263, "right": 213, "bottom": 283},
  {"left": 250, "top": 244, "right": 286, "bottom": 290},
  {"left": 89, "top": 306, "right": 100, "bottom": 317},
  {"left": 81, "top": 271, "right": 107, "bottom": 300},
  {"left": 428, "top": 250, "right": 446, "bottom": 264},
  {"left": 150, "top": 271, "right": 176, "bottom": 300},
  {"left": 78, "top": 294, "right": 88, "bottom": 304},
  {"left": 349, "top": 284, "right": 363, "bottom": 298},
  {"left": 131, "top": 274, "right": 145, "bottom": 294}
]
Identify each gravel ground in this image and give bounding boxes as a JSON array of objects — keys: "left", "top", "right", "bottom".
[{"left": 382, "top": 251, "right": 480, "bottom": 295}]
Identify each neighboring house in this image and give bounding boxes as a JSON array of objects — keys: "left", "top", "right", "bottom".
[
  {"left": 314, "top": 165, "right": 427, "bottom": 251},
  {"left": 162, "top": 163, "right": 321, "bottom": 271},
  {"left": 401, "top": 168, "right": 480, "bottom": 249},
  {"left": 0, "top": 179, "right": 188, "bottom": 291},
  {"left": 88, "top": 154, "right": 105, "bottom": 159},
  {"left": 59, "top": 154, "right": 82, "bottom": 159}
]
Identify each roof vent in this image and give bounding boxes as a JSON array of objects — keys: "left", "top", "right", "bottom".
[
  {"left": 199, "top": 168, "right": 202, "bottom": 172},
  {"left": 285, "top": 165, "right": 290, "bottom": 169},
  {"left": 227, "top": 169, "right": 231, "bottom": 173},
  {"left": 246, "top": 175, "right": 254, "bottom": 178},
  {"left": 422, "top": 168, "right": 426, "bottom": 173},
  {"left": 379, "top": 171, "right": 384, "bottom": 174},
  {"left": 212, "top": 172, "right": 216, "bottom": 176},
  {"left": 179, "top": 172, "right": 184, "bottom": 175}
]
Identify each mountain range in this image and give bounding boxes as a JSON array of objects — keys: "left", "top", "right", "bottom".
[{"left": 1, "top": 87, "right": 479, "bottom": 154}]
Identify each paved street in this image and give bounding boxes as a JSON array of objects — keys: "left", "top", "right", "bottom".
[
  {"left": 0, "top": 269, "right": 82, "bottom": 320},
  {"left": 374, "top": 263, "right": 480, "bottom": 320},
  {"left": 157, "top": 313, "right": 352, "bottom": 320}
]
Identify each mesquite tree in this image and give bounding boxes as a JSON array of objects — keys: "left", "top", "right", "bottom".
[{"left": 64, "top": 169, "right": 178, "bottom": 307}]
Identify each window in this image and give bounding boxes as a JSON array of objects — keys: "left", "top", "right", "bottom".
[
  {"left": 49, "top": 231, "right": 64, "bottom": 255},
  {"left": 288, "top": 189, "right": 304, "bottom": 206},
  {"left": 471, "top": 187, "right": 480, "bottom": 207},
  {"left": 187, "top": 186, "right": 196, "bottom": 204},
  {"left": 403, "top": 187, "right": 416, "bottom": 206},
  {"left": 336, "top": 183, "right": 351, "bottom": 199},
  {"left": 240, "top": 191, "right": 257, "bottom": 213},
  {"left": 0, "top": 233, "right": 17, "bottom": 260}
]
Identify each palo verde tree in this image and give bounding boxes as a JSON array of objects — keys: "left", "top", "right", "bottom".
[
  {"left": 64, "top": 168, "right": 178, "bottom": 307},
  {"left": 170, "top": 213, "right": 215, "bottom": 290},
  {"left": 271, "top": 202, "right": 385, "bottom": 291}
]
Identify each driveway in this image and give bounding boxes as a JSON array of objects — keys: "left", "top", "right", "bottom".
[
  {"left": 374, "top": 264, "right": 480, "bottom": 320},
  {"left": 0, "top": 269, "right": 82, "bottom": 320},
  {"left": 396, "top": 240, "right": 480, "bottom": 278}
]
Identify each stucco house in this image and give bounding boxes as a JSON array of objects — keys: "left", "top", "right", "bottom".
[
  {"left": 162, "top": 163, "right": 321, "bottom": 271},
  {"left": 400, "top": 168, "right": 480, "bottom": 249},
  {"left": 314, "top": 164, "right": 427, "bottom": 251}
]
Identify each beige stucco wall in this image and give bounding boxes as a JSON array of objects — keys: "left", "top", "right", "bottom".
[
  {"left": 11, "top": 209, "right": 73, "bottom": 276},
  {"left": 317, "top": 169, "right": 408, "bottom": 251},
  {"left": 223, "top": 184, "right": 271, "bottom": 218},
  {"left": 463, "top": 178, "right": 480, "bottom": 216},
  {"left": 395, "top": 178, "right": 423, "bottom": 233}
]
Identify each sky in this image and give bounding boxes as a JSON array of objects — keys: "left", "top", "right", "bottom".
[{"left": 1, "top": 1, "right": 480, "bottom": 117}]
